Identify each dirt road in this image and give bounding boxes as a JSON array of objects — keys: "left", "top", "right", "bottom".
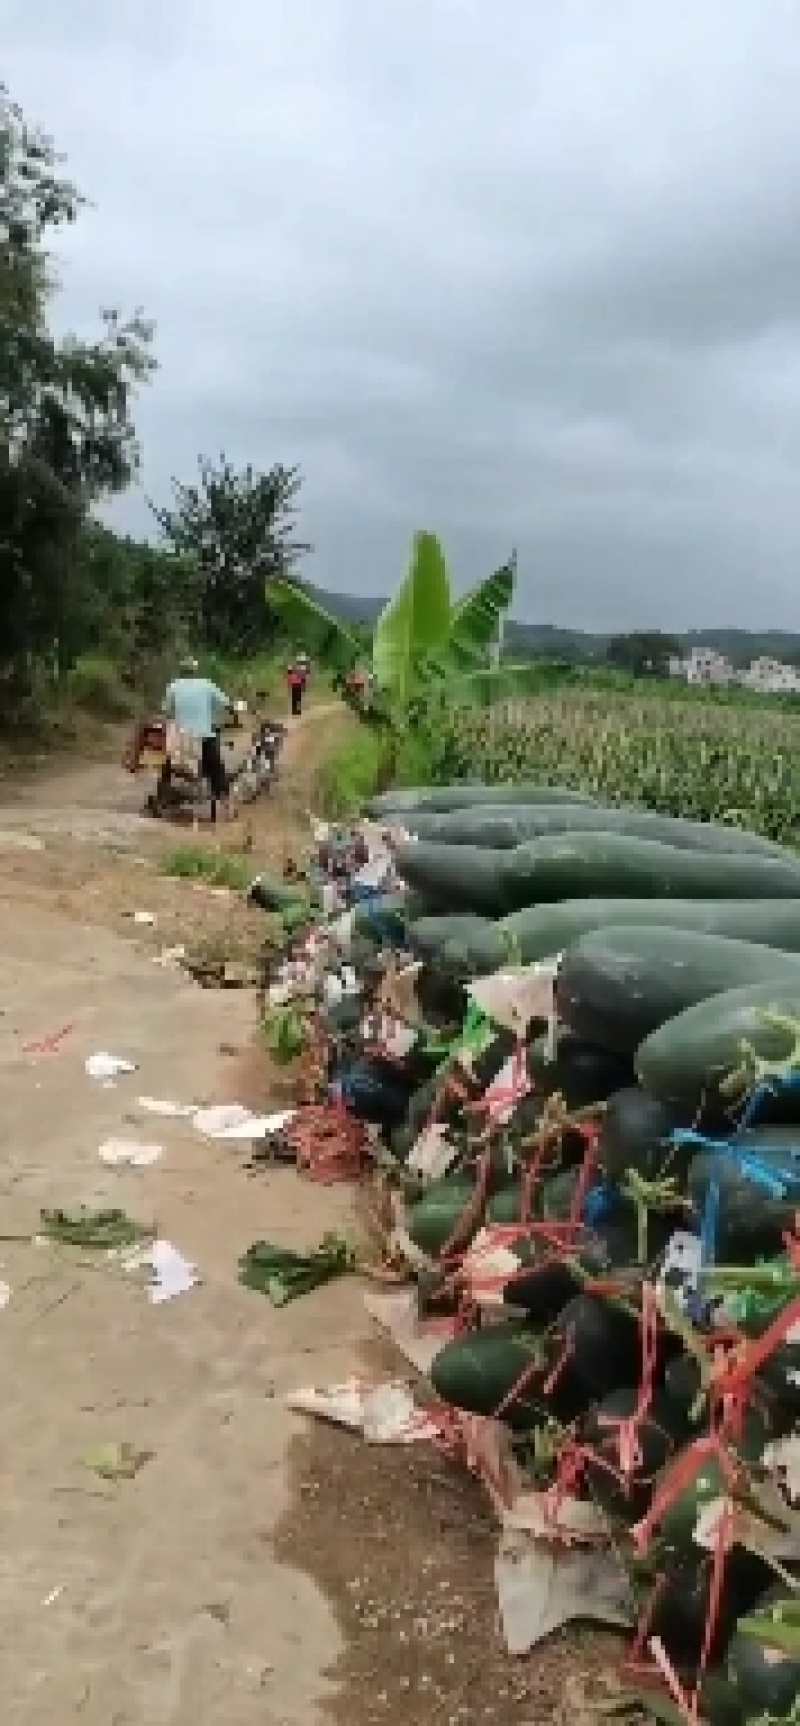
[
  {"left": 0, "top": 708, "right": 603, "bottom": 1726},
  {"left": 0, "top": 708, "right": 366, "bottom": 1724}
]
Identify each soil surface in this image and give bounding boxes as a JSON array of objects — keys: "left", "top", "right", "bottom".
[{"left": 0, "top": 699, "right": 611, "bottom": 1725}]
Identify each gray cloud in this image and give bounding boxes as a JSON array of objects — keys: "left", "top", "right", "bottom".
[{"left": 7, "top": 0, "right": 800, "bottom": 630}]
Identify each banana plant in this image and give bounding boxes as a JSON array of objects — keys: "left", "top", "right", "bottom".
[
  {"left": 264, "top": 578, "right": 362, "bottom": 675},
  {"left": 422, "top": 557, "right": 516, "bottom": 676},
  {"left": 266, "top": 530, "right": 524, "bottom": 704},
  {"left": 371, "top": 530, "right": 451, "bottom": 699}
]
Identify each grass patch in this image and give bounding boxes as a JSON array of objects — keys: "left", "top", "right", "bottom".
[
  {"left": 313, "top": 727, "right": 383, "bottom": 817},
  {"left": 65, "top": 654, "right": 137, "bottom": 721},
  {"left": 161, "top": 845, "right": 254, "bottom": 891},
  {"left": 313, "top": 722, "right": 436, "bottom": 817},
  {"left": 200, "top": 652, "right": 282, "bottom": 707},
  {"left": 200, "top": 651, "right": 339, "bottom": 712}
]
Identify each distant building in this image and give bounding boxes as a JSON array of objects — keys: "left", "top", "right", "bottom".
[
  {"left": 666, "top": 646, "right": 800, "bottom": 695},
  {"left": 739, "top": 656, "right": 800, "bottom": 695},
  {"left": 678, "top": 646, "right": 736, "bottom": 686}
]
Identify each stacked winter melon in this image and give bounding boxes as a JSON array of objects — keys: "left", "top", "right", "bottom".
[{"left": 354, "top": 781, "right": 800, "bottom": 1719}]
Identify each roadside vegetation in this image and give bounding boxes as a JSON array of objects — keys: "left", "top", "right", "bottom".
[
  {"left": 3, "top": 76, "right": 798, "bottom": 851},
  {"left": 0, "top": 86, "right": 310, "bottom": 743}
]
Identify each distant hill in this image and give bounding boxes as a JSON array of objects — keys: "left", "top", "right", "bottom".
[{"left": 309, "top": 586, "right": 800, "bottom": 669}]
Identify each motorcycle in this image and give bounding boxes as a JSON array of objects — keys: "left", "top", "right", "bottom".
[
  {"left": 124, "top": 706, "right": 287, "bottom": 818},
  {"left": 233, "top": 719, "right": 287, "bottom": 804}
]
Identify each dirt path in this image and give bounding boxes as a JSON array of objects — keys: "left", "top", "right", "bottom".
[
  {"left": 0, "top": 706, "right": 604, "bottom": 1726},
  {"left": 0, "top": 701, "right": 371, "bottom": 1725}
]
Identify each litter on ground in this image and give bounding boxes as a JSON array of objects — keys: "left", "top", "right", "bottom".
[
  {"left": 286, "top": 1378, "right": 440, "bottom": 1444},
  {"left": 240, "top": 790, "right": 800, "bottom": 1703},
  {"left": 122, "top": 1239, "right": 200, "bottom": 1303},
  {"left": 85, "top": 1051, "right": 137, "bottom": 1083},
  {"left": 192, "top": 1102, "right": 295, "bottom": 1142},
  {"left": 136, "top": 1095, "right": 197, "bottom": 1118},
  {"left": 98, "top": 1137, "right": 163, "bottom": 1167}
]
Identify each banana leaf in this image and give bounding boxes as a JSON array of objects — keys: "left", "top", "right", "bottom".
[
  {"left": 266, "top": 577, "right": 361, "bottom": 673},
  {"left": 425, "top": 557, "right": 515, "bottom": 676},
  {"left": 424, "top": 661, "right": 553, "bottom": 708},
  {"left": 371, "top": 530, "right": 451, "bottom": 700},
  {"left": 239, "top": 1233, "right": 357, "bottom": 1304}
]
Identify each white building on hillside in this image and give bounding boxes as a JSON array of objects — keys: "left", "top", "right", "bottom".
[
  {"left": 679, "top": 646, "right": 735, "bottom": 686},
  {"left": 740, "top": 656, "right": 800, "bottom": 694}
]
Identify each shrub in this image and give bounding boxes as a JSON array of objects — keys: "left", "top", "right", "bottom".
[
  {"left": 160, "top": 846, "right": 253, "bottom": 890},
  {"left": 65, "top": 655, "right": 135, "bottom": 720},
  {"left": 313, "top": 723, "right": 436, "bottom": 816}
]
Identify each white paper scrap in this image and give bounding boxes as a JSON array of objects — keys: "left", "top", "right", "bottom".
[
  {"left": 99, "top": 1138, "right": 163, "bottom": 1168},
  {"left": 495, "top": 1530, "right": 631, "bottom": 1654},
  {"left": 136, "top": 1096, "right": 197, "bottom": 1119},
  {"left": 192, "top": 1103, "right": 295, "bottom": 1141},
  {"left": 123, "top": 1239, "right": 200, "bottom": 1303},
  {"left": 85, "top": 1051, "right": 137, "bottom": 1083}
]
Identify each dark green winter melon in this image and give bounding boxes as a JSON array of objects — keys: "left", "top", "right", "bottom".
[
  {"left": 693, "top": 1670, "right": 745, "bottom": 1726},
  {"left": 727, "top": 1580, "right": 800, "bottom": 1720},
  {"left": 644, "top": 1549, "right": 768, "bottom": 1677},
  {"left": 738, "top": 1295, "right": 800, "bottom": 1416},
  {"left": 552, "top": 1293, "right": 648, "bottom": 1401},
  {"left": 429, "top": 1323, "right": 551, "bottom": 1430},
  {"left": 528, "top": 1029, "right": 634, "bottom": 1109},
  {"left": 687, "top": 1134, "right": 800, "bottom": 1259},
  {"left": 656, "top": 1401, "right": 794, "bottom": 1553},
  {"left": 406, "top": 914, "right": 491, "bottom": 961},
  {"left": 579, "top": 1389, "right": 689, "bottom": 1522},
  {"left": 404, "top": 1174, "right": 480, "bottom": 1258},
  {"left": 598, "top": 1086, "right": 685, "bottom": 1187}
]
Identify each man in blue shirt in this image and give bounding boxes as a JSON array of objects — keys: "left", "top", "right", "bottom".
[{"left": 163, "top": 657, "right": 233, "bottom": 823}]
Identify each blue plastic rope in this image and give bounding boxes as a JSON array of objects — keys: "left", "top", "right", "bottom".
[
  {"left": 736, "top": 1066, "right": 800, "bottom": 1132},
  {"left": 699, "top": 1179, "right": 720, "bottom": 1268},
  {"left": 670, "top": 1127, "right": 800, "bottom": 1200},
  {"left": 582, "top": 1183, "right": 617, "bottom": 1227}
]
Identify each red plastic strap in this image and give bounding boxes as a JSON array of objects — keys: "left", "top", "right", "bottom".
[
  {"left": 519, "top": 1139, "right": 554, "bottom": 1220},
  {"left": 22, "top": 1022, "right": 74, "bottom": 1056},
  {"left": 541, "top": 1430, "right": 627, "bottom": 1530},
  {"left": 423, "top": 1408, "right": 514, "bottom": 1511},
  {"left": 286, "top": 1101, "right": 367, "bottom": 1183},
  {"left": 439, "top": 1148, "right": 493, "bottom": 1261},
  {"left": 631, "top": 1498, "right": 735, "bottom": 1726},
  {"left": 542, "top": 1323, "right": 575, "bottom": 1397},
  {"left": 630, "top": 1432, "right": 740, "bottom": 1555},
  {"left": 694, "top": 1500, "right": 733, "bottom": 1709},
  {"left": 784, "top": 1221, "right": 800, "bottom": 1270},
  {"left": 596, "top": 1281, "right": 660, "bottom": 1479},
  {"left": 625, "top": 1571, "right": 668, "bottom": 1669},
  {"left": 710, "top": 1293, "right": 800, "bottom": 1436},
  {"left": 543, "top": 1437, "right": 588, "bottom": 1523},
  {"left": 425, "top": 1070, "right": 473, "bottom": 1132},
  {"left": 465, "top": 1038, "right": 529, "bottom": 1123},
  {"left": 493, "top": 1353, "right": 547, "bottom": 1423}
]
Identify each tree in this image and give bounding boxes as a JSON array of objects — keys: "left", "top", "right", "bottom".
[
  {"left": 0, "top": 85, "right": 155, "bottom": 698},
  {"left": 604, "top": 631, "right": 681, "bottom": 678},
  {"left": 76, "top": 525, "right": 202, "bottom": 687},
  {"left": 152, "top": 455, "right": 311, "bottom": 656}
]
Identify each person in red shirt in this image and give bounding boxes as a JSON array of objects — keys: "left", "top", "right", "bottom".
[{"left": 287, "top": 658, "right": 306, "bottom": 715}]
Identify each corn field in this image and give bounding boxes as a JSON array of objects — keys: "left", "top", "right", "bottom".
[{"left": 426, "top": 687, "right": 800, "bottom": 842}]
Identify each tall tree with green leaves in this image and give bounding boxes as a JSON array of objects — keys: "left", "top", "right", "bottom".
[
  {"left": 0, "top": 84, "right": 155, "bottom": 698},
  {"left": 152, "top": 455, "right": 310, "bottom": 655},
  {"left": 605, "top": 630, "right": 682, "bottom": 678}
]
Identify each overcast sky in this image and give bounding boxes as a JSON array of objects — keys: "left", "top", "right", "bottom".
[{"left": 7, "top": 1, "right": 800, "bottom": 630}]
